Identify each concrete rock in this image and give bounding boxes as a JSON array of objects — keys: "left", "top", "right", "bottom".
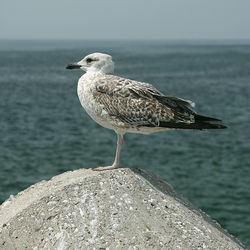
[{"left": 0, "top": 168, "right": 245, "bottom": 249}]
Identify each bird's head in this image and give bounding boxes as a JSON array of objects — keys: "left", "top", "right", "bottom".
[{"left": 66, "top": 52, "right": 114, "bottom": 74}]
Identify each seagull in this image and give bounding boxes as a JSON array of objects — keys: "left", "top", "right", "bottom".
[{"left": 66, "top": 53, "right": 227, "bottom": 171}]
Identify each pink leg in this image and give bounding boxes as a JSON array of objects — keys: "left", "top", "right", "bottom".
[{"left": 92, "top": 134, "right": 124, "bottom": 171}]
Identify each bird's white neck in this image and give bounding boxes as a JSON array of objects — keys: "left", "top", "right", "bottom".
[{"left": 80, "top": 72, "right": 105, "bottom": 82}]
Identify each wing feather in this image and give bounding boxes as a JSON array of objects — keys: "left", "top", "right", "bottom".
[{"left": 93, "top": 75, "right": 195, "bottom": 127}]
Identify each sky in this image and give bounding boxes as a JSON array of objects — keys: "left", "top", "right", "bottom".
[{"left": 1, "top": 0, "right": 250, "bottom": 40}]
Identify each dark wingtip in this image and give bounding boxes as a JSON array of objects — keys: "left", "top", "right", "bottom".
[
  {"left": 202, "top": 123, "right": 228, "bottom": 129},
  {"left": 200, "top": 123, "right": 228, "bottom": 129},
  {"left": 195, "top": 114, "right": 222, "bottom": 123},
  {"left": 194, "top": 115, "right": 228, "bottom": 129},
  {"left": 218, "top": 124, "right": 228, "bottom": 129}
]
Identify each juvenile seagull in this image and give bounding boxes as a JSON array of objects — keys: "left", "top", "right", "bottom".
[{"left": 66, "top": 53, "right": 227, "bottom": 171}]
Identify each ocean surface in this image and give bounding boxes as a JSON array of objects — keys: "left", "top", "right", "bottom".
[{"left": 0, "top": 40, "right": 249, "bottom": 247}]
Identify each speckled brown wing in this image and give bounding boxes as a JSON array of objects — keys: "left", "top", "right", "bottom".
[
  {"left": 93, "top": 75, "right": 195, "bottom": 127},
  {"left": 95, "top": 75, "right": 163, "bottom": 99}
]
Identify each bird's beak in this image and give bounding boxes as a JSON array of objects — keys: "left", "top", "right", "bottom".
[{"left": 66, "top": 63, "right": 81, "bottom": 70}]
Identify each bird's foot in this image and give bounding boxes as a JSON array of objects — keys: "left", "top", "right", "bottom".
[{"left": 92, "top": 164, "right": 119, "bottom": 171}]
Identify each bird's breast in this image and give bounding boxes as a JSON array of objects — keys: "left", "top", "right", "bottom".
[{"left": 77, "top": 75, "right": 113, "bottom": 129}]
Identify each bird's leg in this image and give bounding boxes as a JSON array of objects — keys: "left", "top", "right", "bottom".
[{"left": 92, "top": 134, "right": 124, "bottom": 171}]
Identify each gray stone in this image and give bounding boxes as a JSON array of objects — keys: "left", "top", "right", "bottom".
[{"left": 0, "top": 168, "right": 245, "bottom": 249}]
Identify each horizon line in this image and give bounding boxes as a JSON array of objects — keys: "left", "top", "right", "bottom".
[{"left": 0, "top": 38, "right": 250, "bottom": 42}]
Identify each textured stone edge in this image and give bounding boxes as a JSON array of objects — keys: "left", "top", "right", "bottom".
[
  {"left": 0, "top": 168, "right": 97, "bottom": 226},
  {"left": 0, "top": 168, "right": 247, "bottom": 249},
  {"left": 131, "top": 168, "right": 246, "bottom": 249}
]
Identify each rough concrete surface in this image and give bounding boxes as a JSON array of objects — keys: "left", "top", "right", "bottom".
[{"left": 0, "top": 168, "right": 245, "bottom": 250}]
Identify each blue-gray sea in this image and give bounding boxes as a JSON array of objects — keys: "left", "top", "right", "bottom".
[{"left": 0, "top": 40, "right": 249, "bottom": 247}]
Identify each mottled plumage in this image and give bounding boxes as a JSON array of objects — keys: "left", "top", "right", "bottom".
[
  {"left": 66, "top": 52, "right": 227, "bottom": 171},
  {"left": 95, "top": 75, "right": 174, "bottom": 125}
]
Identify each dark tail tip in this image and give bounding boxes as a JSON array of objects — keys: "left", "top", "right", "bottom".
[
  {"left": 207, "top": 123, "right": 228, "bottom": 129},
  {"left": 217, "top": 124, "right": 228, "bottom": 129},
  {"left": 195, "top": 114, "right": 228, "bottom": 129}
]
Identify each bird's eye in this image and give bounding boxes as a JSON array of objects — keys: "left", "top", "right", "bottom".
[{"left": 86, "top": 58, "right": 93, "bottom": 63}]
